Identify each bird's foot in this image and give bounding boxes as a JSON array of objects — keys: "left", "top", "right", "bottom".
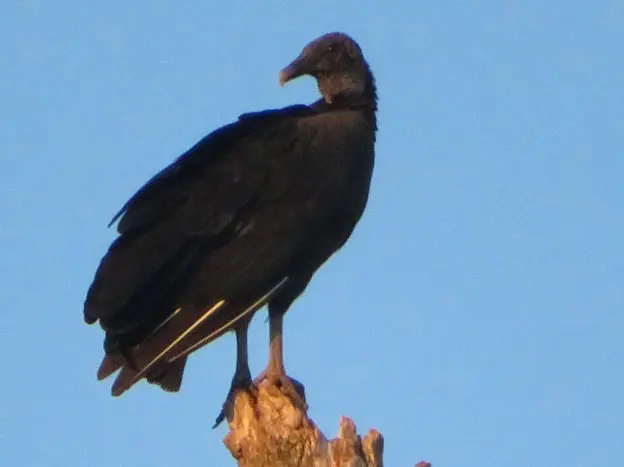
[
  {"left": 254, "top": 370, "right": 307, "bottom": 412},
  {"left": 213, "top": 373, "right": 255, "bottom": 428}
]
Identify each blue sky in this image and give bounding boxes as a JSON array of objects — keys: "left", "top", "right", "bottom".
[{"left": 1, "top": 2, "right": 622, "bottom": 466}]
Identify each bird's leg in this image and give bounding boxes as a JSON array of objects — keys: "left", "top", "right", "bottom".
[
  {"left": 254, "top": 307, "right": 307, "bottom": 410},
  {"left": 214, "top": 320, "right": 254, "bottom": 427}
]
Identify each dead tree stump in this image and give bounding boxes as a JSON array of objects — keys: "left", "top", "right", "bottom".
[{"left": 222, "top": 381, "right": 428, "bottom": 466}]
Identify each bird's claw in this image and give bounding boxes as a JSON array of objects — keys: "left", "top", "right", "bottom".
[
  {"left": 214, "top": 368, "right": 308, "bottom": 427},
  {"left": 254, "top": 371, "right": 307, "bottom": 412},
  {"left": 213, "top": 376, "right": 255, "bottom": 428}
]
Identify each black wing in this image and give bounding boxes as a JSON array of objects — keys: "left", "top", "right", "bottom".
[
  {"left": 108, "top": 104, "right": 315, "bottom": 234},
  {"left": 84, "top": 104, "right": 315, "bottom": 325},
  {"left": 84, "top": 104, "right": 322, "bottom": 394}
]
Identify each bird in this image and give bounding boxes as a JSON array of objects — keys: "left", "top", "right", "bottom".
[{"left": 83, "top": 31, "right": 378, "bottom": 424}]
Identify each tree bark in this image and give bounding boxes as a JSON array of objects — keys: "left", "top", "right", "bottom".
[{"left": 222, "top": 381, "right": 430, "bottom": 467}]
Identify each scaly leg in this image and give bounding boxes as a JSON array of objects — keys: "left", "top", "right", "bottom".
[
  {"left": 254, "top": 306, "right": 306, "bottom": 409},
  {"left": 214, "top": 320, "right": 254, "bottom": 427}
]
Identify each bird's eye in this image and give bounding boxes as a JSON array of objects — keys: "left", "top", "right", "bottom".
[{"left": 327, "top": 45, "right": 334, "bottom": 53}]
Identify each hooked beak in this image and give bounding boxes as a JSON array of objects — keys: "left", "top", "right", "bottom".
[{"left": 279, "top": 55, "right": 307, "bottom": 86}]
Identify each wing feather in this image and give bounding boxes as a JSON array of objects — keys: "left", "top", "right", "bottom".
[{"left": 85, "top": 104, "right": 317, "bottom": 395}]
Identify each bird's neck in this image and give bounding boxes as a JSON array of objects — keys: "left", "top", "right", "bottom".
[{"left": 314, "top": 69, "right": 378, "bottom": 132}]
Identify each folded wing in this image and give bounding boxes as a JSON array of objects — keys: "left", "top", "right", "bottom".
[{"left": 84, "top": 105, "right": 316, "bottom": 394}]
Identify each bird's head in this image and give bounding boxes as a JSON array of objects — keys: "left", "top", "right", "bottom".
[{"left": 279, "top": 32, "right": 375, "bottom": 105}]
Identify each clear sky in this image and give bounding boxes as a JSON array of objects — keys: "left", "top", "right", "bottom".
[{"left": 1, "top": 2, "right": 622, "bottom": 466}]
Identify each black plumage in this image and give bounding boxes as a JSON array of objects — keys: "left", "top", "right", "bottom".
[{"left": 84, "top": 32, "right": 378, "bottom": 417}]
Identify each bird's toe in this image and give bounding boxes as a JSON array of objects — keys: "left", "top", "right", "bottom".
[
  {"left": 213, "top": 373, "right": 254, "bottom": 428},
  {"left": 261, "top": 372, "right": 307, "bottom": 412}
]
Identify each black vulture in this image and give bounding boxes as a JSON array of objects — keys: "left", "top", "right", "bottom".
[{"left": 84, "top": 32, "right": 378, "bottom": 421}]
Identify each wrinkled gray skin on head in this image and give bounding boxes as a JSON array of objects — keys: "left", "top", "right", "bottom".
[{"left": 279, "top": 32, "right": 372, "bottom": 104}]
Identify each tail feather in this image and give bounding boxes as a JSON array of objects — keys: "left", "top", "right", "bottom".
[
  {"left": 149, "top": 356, "right": 187, "bottom": 393},
  {"left": 106, "top": 276, "right": 288, "bottom": 397},
  {"left": 111, "top": 366, "right": 138, "bottom": 397},
  {"left": 108, "top": 357, "right": 187, "bottom": 395},
  {"left": 110, "top": 299, "right": 226, "bottom": 396},
  {"left": 97, "top": 354, "right": 123, "bottom": 381}
]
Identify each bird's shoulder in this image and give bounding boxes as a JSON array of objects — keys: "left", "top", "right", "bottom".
[
  {"left": 301, "top": 99, "right": 376, "bottom": 143},
  {"left": 109, "top": 104, "right": 318, "bottom": 233}
]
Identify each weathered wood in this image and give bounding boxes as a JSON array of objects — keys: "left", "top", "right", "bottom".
[{"left": 222, "top": 381, "right": 426, "bottom": 466}]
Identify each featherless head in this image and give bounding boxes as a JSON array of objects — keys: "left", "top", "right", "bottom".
[{"left": 279, "top": 32, "right": 376, "bottom": 105}]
